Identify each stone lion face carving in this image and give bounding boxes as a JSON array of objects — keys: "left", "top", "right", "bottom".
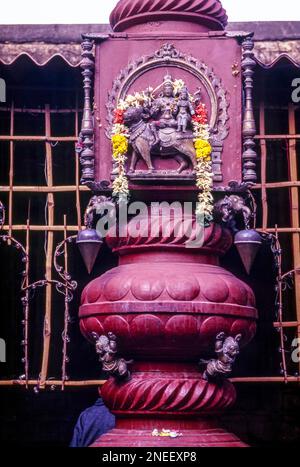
[
  {"left": 96, "top": 335, "right": 109, "bottom": 351},
  {"left": 201, "top": 332, "right": 243, "bottom": 381},
  {"left": 221, "top": 334, "right": 242, "bottom": 363},
  {"left": 228, "top": 196, "right": 246, "bottom": 212}
]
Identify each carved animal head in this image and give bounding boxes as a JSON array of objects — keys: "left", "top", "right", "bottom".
[
  {"left": 92, "top": 333, "right": 110, "bottom": 355},
  {"left": 213, "top": 196, "right": 232, "bottom": 222},
  {"left": 216, "top": 332, "right": 242, "bottom": 362},
  {"left": 228, "top": 195, "right": 246, "bottom": 211},
  {"left": 123, "top": 105, "right": 144, "bottom": 127}
]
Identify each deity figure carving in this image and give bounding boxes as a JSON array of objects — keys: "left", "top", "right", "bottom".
[
  {"left": 201, "top": 332, "right": 242, "bottom": 381},
  {"left": 150, "top": 75, "right": 178, "bottom": 131},
  {"left": 175, "top": 87, "right": 195, "bottom": 133},
  {"left": 122, "top": 75, "right": 199, "bottom": 174},
  {"left": 92, "top": 332, "right": 132, "bottom": 380}
]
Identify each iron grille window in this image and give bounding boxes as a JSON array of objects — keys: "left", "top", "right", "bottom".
[{"left": 0, "top": 56, "right": 299, "bottom": 388}]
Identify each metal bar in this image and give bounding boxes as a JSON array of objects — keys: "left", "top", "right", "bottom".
[
  {"left": 61, "top": 215, "right": 69, "bottom": 391},
  {"left": 0, "top": 107, "right": 80, "bottom": 114},
  {"left": 255, "top": 134, "right": 300, "bottom": 140},
  {"left": 257, "top": 228, "right": 300, "bottom": 233},
  {"left": 24, "top": 219, "right": 30, "bottom": 388},
  {"left": 0, "top": 136, "right": 77, "bottom": 142},
  {"left": 253, "top": 182, "right": 300, "bottom": 189},
  {"left": 230, "top": 377, "right": 300, "bottom": 383},
  {"left": 288, "top": 103, "right": 300, "bottom": 376},
  {"left": 275, "top": 226, "right": 288, "bottom": 383},
  {"left": 274, "top": 321, "right": 299, "bottom": 328},
  {"left": 8, "top": 103, "right": 14, "bottom": 241},
  {"left": 39, "top": 104, "right": 55, "bottom": 390},
  {"left": 2, "top": 182, "right": 300, "bottom": 192},
  {"left": 0, "top": 377, "right": 300, "bottom": 387},
  {"left": 0, "top": 183, "right": 293, "bottom": 192},
  {"left": 0, "top": 380, "right": 106, "bottom": 387},
  {"left": 3, "top": 225, "right": 300, "bottom": 233},
  {"left": 0, "top": 186, "right": 89, "bottom": 193},
  {"left": 259, "top": 101, "right": 268, "bottom": 229},
  {"left": 2, "top": 225, "right": 80, "bottom": 231}
]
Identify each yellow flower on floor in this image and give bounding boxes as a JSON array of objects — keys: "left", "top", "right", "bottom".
[
  {"left": 112, "top": 134, "right": 128, "bottom": 159},
  {"left": 194, "top": 139, "right": 212, "bottom": 160}
]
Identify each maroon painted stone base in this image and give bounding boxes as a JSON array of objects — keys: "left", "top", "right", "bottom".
[
  {"left": 91, "top": 365, "right": 247, "bottom": 447},
  {"left": 80, "top": 219, "right": 256, "bottom": 449},
  {"left": 100, "top": 365, "right": 237, "bottom": 415},
  {"left": 91, "top": 422, "right": 247, "bottom": 448}
]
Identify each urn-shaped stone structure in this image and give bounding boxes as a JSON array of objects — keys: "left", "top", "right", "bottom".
[{"left": 79, "top": 211, "right": 257, "bottom": 446}]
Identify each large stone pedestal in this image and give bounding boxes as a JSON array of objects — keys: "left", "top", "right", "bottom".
[{"left": 79, "top": 217, "right": 257, "bottom": 447}]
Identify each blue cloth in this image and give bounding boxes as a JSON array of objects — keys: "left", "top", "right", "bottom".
[{"left": 70, "top": 398, "right": 115, "bottom": 447}]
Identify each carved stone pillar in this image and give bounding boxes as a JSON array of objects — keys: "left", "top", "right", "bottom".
[
  {"left": 242, "top": 34, "right": 257, "bottom": 183},
  {"left": 78, "top": 0, "right": 260, "bottom": 448},
  {"left": 79, "top": 210, "right": 257, "bottom": 447},
  {"left": 80, "top": 38, "right": 95, "bottom": 184}
]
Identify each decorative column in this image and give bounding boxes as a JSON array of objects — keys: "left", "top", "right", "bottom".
[
  {"left": 80, "top": 38, "right": 95, "bottom": 184},
  {"left": 79, "top": 211, "right": 257, "bottom": 447},
  {"left": 242, "top": 34, "right": 257, "bottom": 183},
  {"left": 78, "top": 0, "right": 260, "bottom": 447}
]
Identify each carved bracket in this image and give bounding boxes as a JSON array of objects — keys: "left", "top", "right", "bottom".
[
  {"left": 200, "top": 332, "right": 242, "bottom": 382},
  {"left": 213, "top": 194, "right": 253, "bottom": 232},
  {"left": 84, "top": 195, "right": 115, "bottom": 229},
  {"left": 92, "top": 332, "right": 132, "bottom": 381}
]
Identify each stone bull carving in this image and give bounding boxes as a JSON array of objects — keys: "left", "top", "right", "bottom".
[{"left": 124, "top": 106, "right": 197, "bottom": 174}]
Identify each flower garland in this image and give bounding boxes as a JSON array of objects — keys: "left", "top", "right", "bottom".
[
  {"left": 192, "top": 103, "right": 214, "bottom": 226},
  {"left": 111, "top": 81, "right": 214, "bottom": 224},
  {"left": 111, "top": 109, "right": 129, "bottom": 199},
  {"left": 111, "top": 92, "right": 150, "bottom": 199}
]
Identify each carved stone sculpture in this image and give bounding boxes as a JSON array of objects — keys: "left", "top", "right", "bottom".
[
  {"left": 201, "top": 332, "right": 242, "bottom": 381},
  {"left": 150, "top": 74, "right": 178, "bottom": 131},
  {"left": 124, "top": 105, "right": 197, "bottom": 174},
  {"left": 213, "top": 195, "right": 252, "bottom": 231},
  {"left": 92, "top": 332, "right": 132, "bottom": 380},
  {"left": 80, "top": 211, "right": 257, "bottom": 447},
  {"left": 175, "top": 87, "right": 195, "bottom": 133},
  {"left": 79, "top": 0, "right": 258, "bottom": 448},
  {"left": 84, "top": 195, "right": 115, "bottom": 229}
]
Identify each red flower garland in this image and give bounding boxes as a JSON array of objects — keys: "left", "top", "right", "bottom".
[
  {"left": 192, "top": 103, "right": 208, "bottom": 125},
  {"left": 113, "top": 108, "right": 125, "bottom": 124}
]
